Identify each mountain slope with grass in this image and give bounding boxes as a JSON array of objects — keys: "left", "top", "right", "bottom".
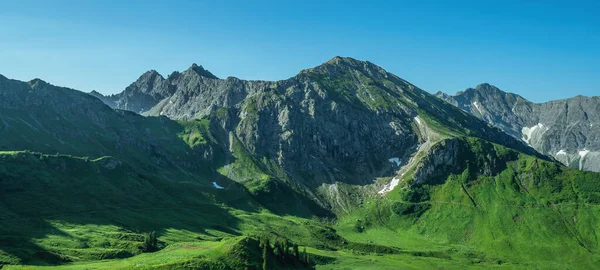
[
  {"left": 337, "top": 137, "right": 600, "bottom": 269},
  {"left": 1, "top": 57, "right": 600, "bottom": 269}
]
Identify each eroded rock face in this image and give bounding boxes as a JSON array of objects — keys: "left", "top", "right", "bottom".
[
  {"left": 412, "top": 138, "right": 461, "bottom": 185},
  {"left": 91, "top": 70, "right": 176, "bottom": 114},
  {"left": 437, "top": 84, "right": 600, "bottom": 172}
]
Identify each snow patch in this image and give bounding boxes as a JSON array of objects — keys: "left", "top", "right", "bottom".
[
  {"left": 212, "top": 181, "right": 224, "bottom": 189},
  {"left": 388, "top": 157, "right": 402, "bottom": 166},
  {"left": 472, "top": 102, "right": 483, "bottom": 114},
  {"left": 521, "top": 123, "right": 546, "bottom": 145},
  {"left": 556, "top": 150, "right": 567, "bottom": 156},
  {"left": 579, "top": 149, "right": 590, "bottom": 158},
  {"left": 378, "top": 177, "right": 401, "bottom": 195},
  {"left": 579, "top": 149, "right": 590, "bottom": 170}
]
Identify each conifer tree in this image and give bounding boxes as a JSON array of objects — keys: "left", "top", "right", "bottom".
[{"left": 293, "top": 244, "right": 300, "bottom": 260}]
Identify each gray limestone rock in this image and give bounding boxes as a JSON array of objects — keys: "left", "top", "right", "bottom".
[{"left": 437, "top": 84, "right": 600, "bottom": 171}]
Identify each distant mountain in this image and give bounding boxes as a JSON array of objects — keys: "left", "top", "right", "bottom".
[
  {"left": 437, "top": 83, "right": 600, "bottom": 172},
  {"left": 91, "top": 64, "right": 217, "bottom": 114}
]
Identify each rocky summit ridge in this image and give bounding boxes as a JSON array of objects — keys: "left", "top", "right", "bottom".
[{"left": 437, "top": 83, "right": 600, "bottom": 172}]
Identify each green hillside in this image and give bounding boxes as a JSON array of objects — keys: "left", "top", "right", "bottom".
[{"left": 336, "top": 138, "right": 600, "bottom": 269}]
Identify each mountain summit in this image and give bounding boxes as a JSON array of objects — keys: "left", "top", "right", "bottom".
[{"left": 188, "top": 63, "right": 219, "bottom": 79}]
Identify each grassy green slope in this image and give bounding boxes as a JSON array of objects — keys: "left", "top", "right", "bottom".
[
  {"left": 0, "top": 151, "right": 337, "bottom": 268},
  {"left": 336, "top": 137, "right": 600, "bottom": 269},
  {"left": 0, "top": 151, "right": 258, "bottom": 265}
]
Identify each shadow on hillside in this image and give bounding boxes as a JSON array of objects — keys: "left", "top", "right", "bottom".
[{"left": 0, "top": 151, "right": 248, "bottom": 266}]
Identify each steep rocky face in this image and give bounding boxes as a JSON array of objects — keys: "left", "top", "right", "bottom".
[
  {"left": 91, "top": 69, "right": 180, "bottom": 114},
  {"left": 412, "top": 138, "right": 462, "bottom": 185},
  {"left": 205, "top": 57, "right": 424, "bottom": 188},
  {"left": 437, "top": 84, "right": 600, "bottom": 171}
]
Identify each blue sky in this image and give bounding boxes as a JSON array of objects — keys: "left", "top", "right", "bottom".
[{"left": 0, "top": 0, "right": 598, "bottom": 102}]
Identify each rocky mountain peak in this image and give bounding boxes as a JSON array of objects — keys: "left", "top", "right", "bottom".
[
  {"left": 187, "top": 63, "right": 219, "bottom": 79},
  {"left": 461, "top": 83, "right": 501, "bottom": 96},
  {"left": 435, "top": 91, "right": 451, "bottom": 99},
  {"left": 324, "top": 56, "right": 358, "bottom": 65},
  {"left": 323, "top": 56, "right": 381, "bottom": 71},
  {"left": 141, "top": 69, "right": 160, "bottom": 78},
  {"left": 28, "top": 78, "right": 48, "bottom": 89},
  {"left": 300, "top": 56, "right": 390, "bottom": 81},
  {"left": 474, "top": 83, "right": 496, "bottom": 91},
  {"left": 133, "top": 70, "right": 165, "bottom": 89}
]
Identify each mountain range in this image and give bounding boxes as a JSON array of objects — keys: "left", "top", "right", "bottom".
[
  {"left": 1, "top": 57, "right": 600, "bottom": 269},
  {"left": 437, "top": 84, "right": 600, "bottom": 172}
]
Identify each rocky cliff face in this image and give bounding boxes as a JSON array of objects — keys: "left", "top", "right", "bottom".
[
  {"left": 89, "top": 68, "right": 194, "bottom": 114},
  {"left": 437, "top": 84, "right": 600, "bottom": 172}
]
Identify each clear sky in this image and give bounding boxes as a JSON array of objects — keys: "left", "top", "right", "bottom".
[{"left": 0, "top": 0, "right": 598, "bottom": 102}]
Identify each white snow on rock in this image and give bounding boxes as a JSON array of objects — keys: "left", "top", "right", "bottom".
[
  {"left": 556, "top": 149, "right": 567, "bottom": 156},
  {"left": 579, "top": 149, "right": 590, "bottom": 158},
  {"left": 388, "top": 157, "right": 402, "bottom": 166},
  {"left": 521, "top": 123, "right": 546, "bottom": 145},
  {"left": 472, "top": 102, "right": 483, "bottom": 114},
  {"left": 378, "top": 177, "right": 401, "bottom": 195},
  {"left": 212, "top": 181, "right": 224, "bottom": 189},
  {"left": 579, "top": 149, "right": 590, "bottom": 170}
]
